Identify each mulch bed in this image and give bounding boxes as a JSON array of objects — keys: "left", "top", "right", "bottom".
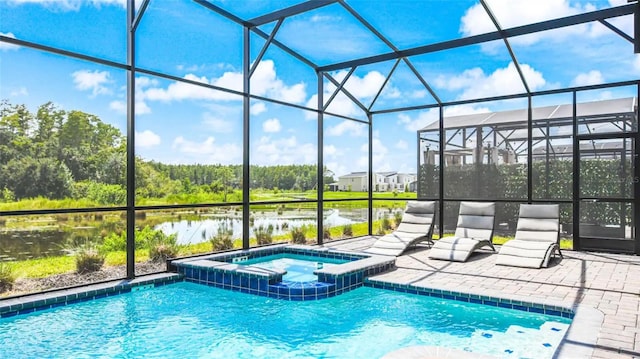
[{"left": 3, "top": 261, "right": 166, "bottom": 298}]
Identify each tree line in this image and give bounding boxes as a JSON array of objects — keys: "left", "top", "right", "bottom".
[{"left": 0, "top": 101, "right": 335, "bottom": 205}]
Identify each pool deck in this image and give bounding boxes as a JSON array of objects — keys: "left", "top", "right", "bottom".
[{"left": 325, "top": 237, "right": 640, "bottom": 359}]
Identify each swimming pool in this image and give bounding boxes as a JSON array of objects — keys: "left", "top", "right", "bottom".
[
  {"left": 0, "top": 282, "right": 570, "bottom": 358},
  {"left": 241, "top": 253, "right": 348, "bottom": 282}
]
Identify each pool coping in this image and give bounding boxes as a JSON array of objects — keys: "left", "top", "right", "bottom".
[{"left": 0, "top": 273, "right": 182, "bottom": 318}]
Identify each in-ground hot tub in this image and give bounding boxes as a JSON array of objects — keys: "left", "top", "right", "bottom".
[{"left": 169, "top": 244, "right": 395, "bottom": 300}]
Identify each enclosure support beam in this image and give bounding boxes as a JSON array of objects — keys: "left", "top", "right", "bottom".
[
  {"left": 242, "top": 27, "right": 251, "bottom": 250},
  {"left": 319, "top": 4, "right": 635, "bottom": 72},
  {"left": 438, "top": 105, "right": 445, "bottom": 239},
  {"left": 126, "top": 0, "right": 136, "bottom": 279},
  {"left": 634, "top": 83, "right": 640, "bottom": 254},
  {"left": 247, "top": 0, "right": 337, "bottom": 27},
  {"left": 572, "top": 91, "right": 581, "bottom": 250},
  {"left": 317, "top": 71, "right": 325, "bottom": 245},
  {"left": 131, "top": 0, "right": 150, "bottom": 32},
  {"left": 368, "top": 59, "right": 400, "bottom": 111},
  {"left": 324, "top": 67, "right": 356, "bottom": 111},
  {"left": 527, "top": 96, "right": 533, "bottom": 203},
  {"left": 368, "top": 113, "right": 374, "bottom": 236},
  {"left": 249, "top": 19, "right": 283, "bottom": 78},
  {"left": 323, "top": 73, "right": 369, "bottom": 114},
  {"left": 480, "top": 0, "right": 530, "bottom": 93}
]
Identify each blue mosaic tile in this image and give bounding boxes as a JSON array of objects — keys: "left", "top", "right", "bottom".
[
  {"left": 546, "top": 310, "right": 562, "bottom": 317},
  {"left": 529, "top": 307, "right": 545, "bottom": 314},
  {"left": 542, "top": 343, "right": 552, "bottom": 348},
  {"left": 513, "top": 305, "right": 528, "bottom": 312}
]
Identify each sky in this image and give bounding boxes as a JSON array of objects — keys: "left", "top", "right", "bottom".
[{"left": 1, "top": 0, "right": 639, "bottom": 177}]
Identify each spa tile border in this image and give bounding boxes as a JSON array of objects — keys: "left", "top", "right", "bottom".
[{"left": 173, "top": 245, "right": 395, "bottom": 301}]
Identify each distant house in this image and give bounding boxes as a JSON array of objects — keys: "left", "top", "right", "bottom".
[
  {"left": 337, "top": 171, "right": 417, "bottom": 192},
  {"left": 337, "top": 172, "right": 369, "bottom": 191}
]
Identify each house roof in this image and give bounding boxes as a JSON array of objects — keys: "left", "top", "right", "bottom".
[{"left": 420, "top": 97, "right": 637, "bottom": 132}]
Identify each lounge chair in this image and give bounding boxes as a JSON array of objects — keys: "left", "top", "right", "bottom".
[
  {"left": 428, "top": 202, "right": 496, "bottom": 262},
  {"left": 364, "top": 201, "right": 436, "bottom": 257},
  {"left": 496, "top": 204, "right": 562, "bottom": 268}
]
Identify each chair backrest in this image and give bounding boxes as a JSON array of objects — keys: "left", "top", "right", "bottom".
[
  {"left": 396, "top": 201, "right": 436, "bottom": 236},
  {"left": 515, "top": 204, "right": 560, "bottom": 243},
  {"left": 454, "top": 202, "right": 495, "bottom": 241}
]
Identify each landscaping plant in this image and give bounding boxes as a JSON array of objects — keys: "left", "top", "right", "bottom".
[
  {"left": 0, "top": 262, "right": 16, "bottom": 293},
  {"left": 210, "top": 221, "right": 235, "bottom": 251},
  {"left": 290, "top": 226, "right": 306, "bottom": 244}
]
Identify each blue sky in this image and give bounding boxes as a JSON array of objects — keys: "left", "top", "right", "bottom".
[{"left": 1, "top": 0, "right": 639, "bottom": 177}]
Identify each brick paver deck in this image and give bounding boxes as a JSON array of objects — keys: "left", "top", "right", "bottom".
[{"left": 325, "top": 237, "right": 640, "bottom": 359}]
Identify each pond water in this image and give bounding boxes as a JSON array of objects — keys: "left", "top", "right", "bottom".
[{"left": 0, "top": 208, "right": 399, "bottom": 261}]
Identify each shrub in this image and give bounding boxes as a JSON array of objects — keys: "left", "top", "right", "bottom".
[
  {"left": 381, "top": 215, "right": 392, "bottom": 231},
  {"left": 393, "top": 211, "right": 403, "bottom": 229},
  {"left": 210, "top": 221, "right": 234, "bottom": 251},
  {"left": 74, "top": 243, "right": 105, "bottom": 274},
  {"left": 323, "top": 226, "right": 332, "bottom": 240},
  {"left": 376, "top": 226, "right": 386, "bottom": 235},
  {"left": 101, "top": 226, "right": 171, "bottom": 252},
  {"left": 255, "top": 224, "right": 274, "bottom": 245},
  {"left": 0, "top": 263, "right": 16, "bottom": 293},
  {"left": 148, "top": 233, "right": 178, "bottom": 262},
  {"left": 290, "top": 226, "right": 306, "bottom": 244},
  {"left": 342, "top": 223, "right": 353, "bottom": 237}
]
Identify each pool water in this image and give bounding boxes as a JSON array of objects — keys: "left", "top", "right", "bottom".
[
  {"left": 0, "top": 282, "right": 570, "bottom": 358},
  {"left": 240, "top": 253, "right": 348, "bottom": 282}
]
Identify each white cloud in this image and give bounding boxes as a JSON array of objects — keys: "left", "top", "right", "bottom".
[
  {"left": 109, "top": 100, "right": 151, "bottom": 115},
  {"left": 410, "top": 90, "right": 428, "bottom": 99},
  {"left": 571, "top": 70, "right": 604, "bottom": 87},
  {"left": 252, "top": 135, "right": 316, "bottom": 166},
  {"left": 144, "top": 73, "right": 240, "bottom": 102},
  {"left": 203, "top": 112, "right": 234, "bottom": 133},
  {"left": 172, "top": 136, "right": 242, "bottom": 165},
  {"left": 72, "top": 70, "right": 112, "bottom": 97},
  {"left": 250, "top": 102, "right": 267, "bottom": 115},
  {"left": 460, "top": 0, "right": 597, "bottom": 46},
  {"left": 0, "top": 32, "right": 20, "bottom": 51},
  {"left": 304, "top": 70, "right": 398, "bottom": 119},
  {"left": 435, "top": 62, "right": 545, "bottom": 100},
  {"left": 9, "top": 87, "right": 28, "bottom": 97},
  {"left": 332, "top": 70, "right": 388, "bottom": 99},
  {"left": 6, "top": 0, "right": 126, "bottom": 11},
  {"left": 136, "top": 130, "right": 161, "bottom": 148},
  {"left": 325, "top": 120, "right": 366, "bottom": 137},
  {"left": 395, "top": 140, "right": 408, "bottom": 150},
  {"left": 262, "top": 118, "right": 281, "bottom": 133},
  {"left": 324, "top": 144, "right": 338, "bottom": 157},
  {"left": 251, "top": 60, "right": 307, "bottom": 103},
  {"left": 143, "top": 60, "right": 306, "bottom": 105}
]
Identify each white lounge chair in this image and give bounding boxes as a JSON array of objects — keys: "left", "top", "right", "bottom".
[
  {"left": 428, "top": 202, "right": 496, "bottom": 262},
  {"left": 496, "top": 204, "right": 562, "bottom": 268},
  {"left": 364, "top": 201, "right": 436, "bottom": 257}
]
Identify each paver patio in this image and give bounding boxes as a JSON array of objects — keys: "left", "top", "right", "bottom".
[{"left": 326, "top": 237, "right": 640, "bottom": 359}]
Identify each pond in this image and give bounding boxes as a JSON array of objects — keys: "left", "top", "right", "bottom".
[{"left": 0, "top": 208, "right": 399, "bottom": 261}]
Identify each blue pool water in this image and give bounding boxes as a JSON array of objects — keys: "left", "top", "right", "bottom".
[
  {"left": 0, "top": 282, "right": 570, "bottom": 358},
  {"left": 241, "top": 253, "right": 348, "bottom": 282}
]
